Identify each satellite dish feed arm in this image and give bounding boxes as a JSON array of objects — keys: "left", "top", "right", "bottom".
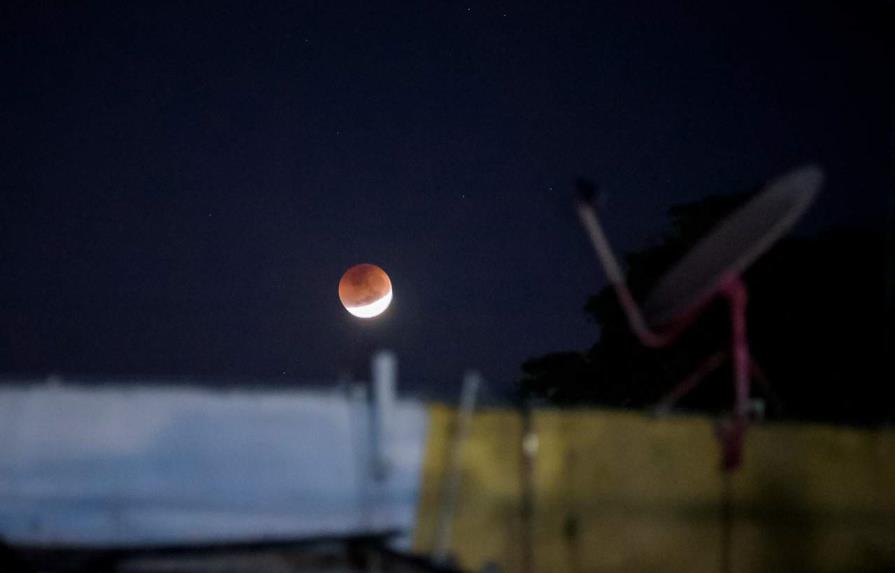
[{"left": 575, "top": 198, "right": 668, "bottom": 348}]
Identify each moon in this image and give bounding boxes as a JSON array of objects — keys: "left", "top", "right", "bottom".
[{"left": 338, "top": 263, "right": 393, "bottom": 318}]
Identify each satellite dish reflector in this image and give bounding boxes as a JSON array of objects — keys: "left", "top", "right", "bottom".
[{"left": 642, "top": 165, "right": 823, "bottom": 327}]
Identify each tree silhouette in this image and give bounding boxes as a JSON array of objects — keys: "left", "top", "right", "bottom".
[{"left": 521, "top": 193, "right": 890, "bottom": 425}]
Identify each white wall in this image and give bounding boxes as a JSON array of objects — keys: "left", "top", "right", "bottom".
[{"left": 0, "top": 382, "right": 429, "bottom": 546}]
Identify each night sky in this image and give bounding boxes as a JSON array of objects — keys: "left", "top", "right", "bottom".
[{"left": 1, "top": 2, "right": 891, "bottom": 396}]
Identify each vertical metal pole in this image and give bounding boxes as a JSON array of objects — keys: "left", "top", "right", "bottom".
[
  {"left": 433, "top": 371, "right": 481, "bottom": 563},
  {"left": 886, "top": 111, "right": 895, "bottom": 424},
  {"left": 720, "top": 472, "right": 732, "bottom": 573},
  {"left": 520, "top": 400, "right": 537, "bottom": 573},
  {"left": 371, "top": 350, "right": 397, "bottom": 482},
  {"left": 726, "top": 278, "right": 749, "bottom": 420},
  {"left": 719, "top": 276, "right": 749, "bottom": 472},
  {"left": 349, "top": 383, "right": 372, "bottom": 529}
]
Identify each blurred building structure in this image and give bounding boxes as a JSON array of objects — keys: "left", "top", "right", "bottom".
[
  {"left": 0, "top": 352, "right": 427, "bottom": 548},
  {"left": 415, "top": 406, "right": 895, "bottom": 573},
  {"left": 2, "top": 354, "right": 893, "bottom": 572}
]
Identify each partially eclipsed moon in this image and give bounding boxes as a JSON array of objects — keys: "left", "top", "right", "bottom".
[{"left": 339, "top": 264, "right": 393, "bottom": 318}]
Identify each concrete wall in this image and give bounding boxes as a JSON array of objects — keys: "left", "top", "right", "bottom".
[
  {"left": 414, "top": 406, "right": 895, "bottom": 573},
  {"left": 0, "top": 382, "right": 428, "bottom": 546}
]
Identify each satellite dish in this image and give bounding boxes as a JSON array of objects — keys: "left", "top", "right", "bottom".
[
  {"left": 576, "top": 164, "right": 823, "bottom": 472},
  {"left": 643, "top": 166, "right": 823, "bottom": 327}
]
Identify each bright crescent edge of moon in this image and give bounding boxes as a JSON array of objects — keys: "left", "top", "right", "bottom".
[{"left": 345, "top": 287, "right": 393, "bottom": 318}]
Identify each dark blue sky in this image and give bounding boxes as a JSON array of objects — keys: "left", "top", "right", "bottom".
[{"left": 1, "top": 1, "right": 890, "bottom": 395}]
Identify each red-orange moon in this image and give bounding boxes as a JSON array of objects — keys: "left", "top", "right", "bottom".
[{"left": 338, "top": 264, "right": 393, "bottom": 318}]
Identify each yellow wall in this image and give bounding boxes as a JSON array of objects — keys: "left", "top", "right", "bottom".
[{"left": 414, "top": 406, "right": 895, "bottom": 573}]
